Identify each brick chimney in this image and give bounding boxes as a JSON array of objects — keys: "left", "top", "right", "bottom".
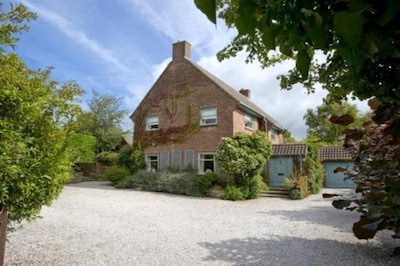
[
  {"left": 173, "top": 41, "right": 191, "bottom": 61},
  {"left": 239, "top": 89, "right": 251, "bottom": 98}
]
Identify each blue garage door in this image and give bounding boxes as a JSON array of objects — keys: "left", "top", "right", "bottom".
[
  {"left": 324, "top": 161, "right": 356, "bottom": 188},
  {"left": 269, "top": 156, "right": 293, "bottom": 187}
]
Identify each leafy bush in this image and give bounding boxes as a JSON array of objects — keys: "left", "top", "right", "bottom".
[
  {"left": 164, "top": 173, "right": 197, "bottom": 195},
  {"left": 104, "top": 166, "right": 130, "bottom": 185},
  {"left": 117, "top": 145, "right": 134, "bottom": 169},
  {"left": 239, "top": 174, "right": 267, "bottom": 199},
  {"left": 222, "top": 185, "right": 244, "bottom": 201},
  {"left": 216, "top": 131, "right": 271, "bottom": 200},
  {"left": 195, "top": 172, "right": 217, "bottom": 195},
  {"left": 304, "top": 140, "right": 324, "bottom": 194},
  {"left": 289, "top": 189, "right": 301, "bottom": 200},
  {"left": 115, "top": 175, "right": 134, "bottom": 189},
  {"left": 216, "top": 131, "right": 272, "bottom": 179},
  {"left": 284, "top": 175, "right": 308, "bottom": 199},
  {"left": 131, "top": 148, "right": 146, "bottom": 173},
  {"left": 131, "top": 170, "right": 160, "bottom": 191},
  {"left": 96, "top": 151, "right": 119, "bottom": 165}
]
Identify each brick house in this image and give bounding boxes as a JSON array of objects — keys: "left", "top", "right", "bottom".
[{"left": 130, "top": 41, "right": 285, "bottom": 174}]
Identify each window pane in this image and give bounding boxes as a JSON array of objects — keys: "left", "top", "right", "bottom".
[
  {"left": 146, "top": 116, "right": 159, "bottom": 123},
  {"left": 200, "top": 108, "right": 217, "bottom": 125},
  {"left": 200, "top": 108, "right": 216, "bottom": 116}
]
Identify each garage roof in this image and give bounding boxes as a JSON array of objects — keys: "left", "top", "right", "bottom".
[
  {"left": 272, "top": 144, "right": 307, "bottom": 156},
  {"left": 319, "top": 146, "right": 352, "bottom": 161}
]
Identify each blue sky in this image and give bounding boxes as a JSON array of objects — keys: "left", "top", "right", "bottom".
[{"left": 11, "top": 0, "right": 368, "bottom": 140}]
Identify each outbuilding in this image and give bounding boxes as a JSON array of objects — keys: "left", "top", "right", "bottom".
[{"left": 319, "top": 146, "right": 356, "bottom": 188}]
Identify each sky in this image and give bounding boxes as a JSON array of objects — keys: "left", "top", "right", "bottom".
[{"left": 10, "top": 0, "right": 369, "bottom": 140}]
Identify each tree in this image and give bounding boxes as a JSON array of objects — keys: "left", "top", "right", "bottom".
[
  {"left": 282, "top": 131, "right": 297, "bottom": 144},
  {"left": 304, "top": 101, "right": 369, "bottom": 143},
  {"left": 76, "top": 89, "right": 128, "bottom": 153},
  {"left": 215, "top": 131, "right": 271, "bottom": 199},
  {"left": 195, "top": 0, "right": 400, "bottom": 104},
  {"left": 195, "top": 0, "right": 400, "bottom": 246},
  {"left": 69, "top": 133, "right": 97, "bottom": 163},
  {"left": 0, "top": 3, "right": 83, "bottom": 227}
]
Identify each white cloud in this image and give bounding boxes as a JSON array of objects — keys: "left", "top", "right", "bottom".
[{"left": 196, "top": 51, "right": 330, "bottom": 139}]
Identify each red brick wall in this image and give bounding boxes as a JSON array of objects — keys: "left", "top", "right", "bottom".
[
  {"left": 132, "top": 59, "right": 237, "bottom": 166},
  {"left": 132, "top": 56, "right": 283, "bottom": 171}
]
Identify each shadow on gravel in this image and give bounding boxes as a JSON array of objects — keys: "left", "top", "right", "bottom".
[
  {"left": 67, "top": 181, "right": 115, "bottom": 190},
  {"left": 199, "top": 236, "right": 399, "bottom": 265},
  {"left": 263, "top": 206, "right": 359, "bottom": 232}
]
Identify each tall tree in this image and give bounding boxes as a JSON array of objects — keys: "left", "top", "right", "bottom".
[
  {"left": 76, "top": 89, "right": 128, "bottom": 153},
  {"left": 304, "top": 101, "right": 369, "bottom": 143},
  {"left": 196, "top": 0, "right": 399, "bottom": 104},
  {"left": 0, "top": 3, "right": 83, "bottom": 226},
  {"left": 282, "top": 131, "right": 297, "bottom": 144}
]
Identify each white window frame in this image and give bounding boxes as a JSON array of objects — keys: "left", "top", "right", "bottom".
[
  {"left": 200, "top": 107, "right": 217, "bottom": 126},
  {"left": 244, "top": 114, "right": 254, "bottom": 130},
  {"left": 146, "top": 154, "right": 159, "bottom": 172},
  {"left": 145, "top": 115, "right": 159, "bottom": 131},
  {"left": 198, "top": 153, "right": 215, "bottom": 174}
]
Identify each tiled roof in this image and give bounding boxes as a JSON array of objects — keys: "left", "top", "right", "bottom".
[
  {"left": 319, "top": 146, "right": 352, "bottom": 160},
  {"left": 188, "top": 60, "right": 285, "bottom": 131},
  {"left": 272, "top": 144, "right": 307, "bottom": 156}
]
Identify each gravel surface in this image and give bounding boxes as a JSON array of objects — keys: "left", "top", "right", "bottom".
[{"left": 5, "top": 181, "right": 400, "bottom": 266}]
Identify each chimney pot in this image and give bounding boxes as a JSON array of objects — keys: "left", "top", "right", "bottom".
[
  {"left": 173, "top": 41, "right": 191, "bottom": 60},
  {"left": 239, "top": 89, "right": 251, "bottom": 98}
]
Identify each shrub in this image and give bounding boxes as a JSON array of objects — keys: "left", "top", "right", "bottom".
[
  {"left": 284, "top": 175, "right": 308, "bottom": 200},
  {"left": 96, "top": 151, "right": 119, "bottom": 165},
  {"left": 304, "top": 142, "right": 324, "bottom": 194},
  {"left": 117, "top": 145, "right": 134, "bottom": 169},
  {"left": 196, "top": 172, "right": 217, "bottom": 195},
  {"left": 131, "top": 170, "right": 160, "bottom": 191},
  {"left": 131, "top": 148, "right": 146, "bottom": 173},
  {"left": 115, "top": 175, "right": 134, "bottom": 189},
  {"left": 289, "top": 189, "right": 301, "bottom": 200},
  {"left": 222, "top": 184, "right": 244, "bottom": 201},
  {"left": 104, "top": 166, "right": 131, "bottom": 185}
]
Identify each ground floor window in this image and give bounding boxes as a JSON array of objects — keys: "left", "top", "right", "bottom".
[
  {"left": 198, "top": 153, "right": 215, "bottom": 174},
  {"left": 146, "top": 155, "right": 159, "bottom": 172}
]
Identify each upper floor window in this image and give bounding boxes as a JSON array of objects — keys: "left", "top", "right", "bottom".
[
  {"left": 146, "top": 115, "right": 159, "bottom": 131},
  {"left": 200, "top": 107, "right": 217, "bottom": 126},
  {"left": 244, "top": 114, "right": 254, "bottom": 129},
  {"left": 271, "top": 129, "right": 277, "bottom": 141}
]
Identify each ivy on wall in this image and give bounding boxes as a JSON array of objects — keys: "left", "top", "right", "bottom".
[{"left": 134, "top": 82, "right": 200, "bottom": 148}]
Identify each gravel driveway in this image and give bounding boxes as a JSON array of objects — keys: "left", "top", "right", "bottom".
[{"left": 5, "top": 181, "right": 400, "bottom": 266}]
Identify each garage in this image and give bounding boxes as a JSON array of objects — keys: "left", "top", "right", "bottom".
[
  {"left": 319, "top": 146, "right": 356, "bottom": 188},
  {"left": 268, "top": 144, "right": 307, "bottom": 187}
]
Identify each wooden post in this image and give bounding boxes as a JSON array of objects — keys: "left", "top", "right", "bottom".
[{"left": 0, "top": 207, "right": 7, "bottom": 266}]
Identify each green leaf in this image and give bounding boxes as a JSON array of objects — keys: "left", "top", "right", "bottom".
[
  {"left": 333, "top": 9, "right": 366, "bottom": 47},
  {"left": 194, "top": 0, "right": 216, "bottom": 24},
  {"left": 261, "top": 26, "right": 275, "bottom": 50},
  {"left": 378, "top": 0, "right": 400, "bottom": 26},
  {"left": 235, "top": 0, "right": 258, "bottom": 35},
  {"left": 296, "top": 49, "right": 311, "bottom": 79},
  {"left": 305, "top": 26, "right": 327, "bottom": 49}
]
